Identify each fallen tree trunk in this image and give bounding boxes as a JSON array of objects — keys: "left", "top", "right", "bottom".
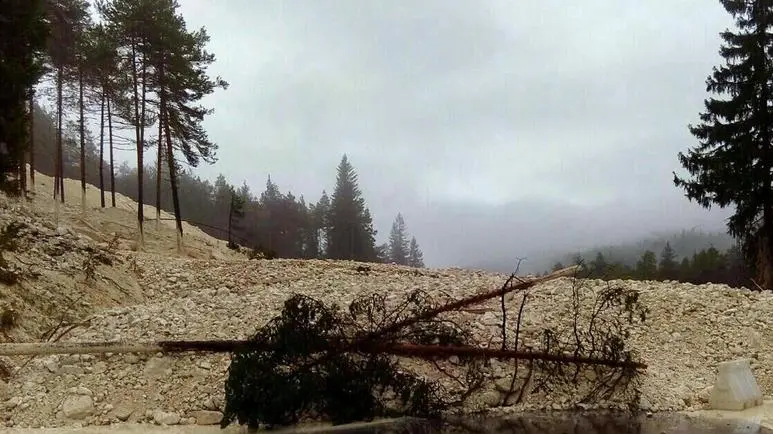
[
  {"left": 0, "top": 265, "right": 584, "bottom": 359},
  {"left": 0, "top": 339, "right": 645, "bottom": 370}
]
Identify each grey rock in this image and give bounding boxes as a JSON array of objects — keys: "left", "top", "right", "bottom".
[
  {"left": 190, "top": 410, "right": 223, "bottom": 425},
  {"left": 481, "top": 390, "right": 501, "bottom": 407},
  {"left": 62, "top": 395, "right": 94, "bottom": 420},
  {"left": 152, "top": 410, "right": 181, "bottom": 425},
  {"left": 111, "top": 405, "right": 134, "bottom": 422},
  {"left": 143, "top": 357, "right": 172, "bottom": 379},
  {"left": 5, "top": 396, "right": 22, "bottom": 410},
  {"left": 60, "top": 365, "right": 84, "bottom": 376},
  {"left": 42, "top": 358, "right": 59, "bottom": 373}
]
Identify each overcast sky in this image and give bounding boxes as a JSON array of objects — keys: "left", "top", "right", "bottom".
[{"left": 112, "top": 1, "right": 738, "bottom": 271}]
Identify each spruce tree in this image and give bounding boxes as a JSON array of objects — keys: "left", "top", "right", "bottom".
[
  {"left": 326, "top": 155, "right": 377, "bottom": 261},
  {"left": 408, "top": 236, "right": 425, "bottom": 268},
  {"left": 388, "top": 213, "right": 409, "bottom": 265},
  {"left": 658, "top": 242, "right": 678, "bottom": 280},
  {"left": 674, "top": 1, "right": 773, "bottom": 289}
]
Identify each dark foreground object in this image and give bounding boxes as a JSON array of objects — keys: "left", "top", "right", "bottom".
[{"left": 318, "top": 414, "right": 771, "bottom": 434}]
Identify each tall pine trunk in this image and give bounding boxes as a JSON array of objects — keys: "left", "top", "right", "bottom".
[
  {"left": 107, "top": 94, "right": 115, "bottom": 207},
  {"left": 28, "top": 89, "right": 35, "bottom": 192},
  {"left": 155, "top": 116, "right": 163, "bottom": 230},
  {"left": 99, "top": 90, "right": 106, "bottom": 208},
  {"left": 160, "top": 60, "right": 184, "bottom": 252},
  {"left": 55, "top": 66, "right": 64, "bottom": 225},
  {"left": 227, "top": 196, "right": 233, "bottom": 246},
  {"left": 79, "top": 69, "right": 86, "bottom": 213},
  {"left": 130, "top": 38, "right": 144, "bottom": 247}
]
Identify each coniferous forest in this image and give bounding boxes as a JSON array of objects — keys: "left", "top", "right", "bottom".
[
  {"left": 2, "top": 0, "right": 773, "bottom": 288},
  {"left": 0, "top": 0, "right": 425, "bottom": 266}
]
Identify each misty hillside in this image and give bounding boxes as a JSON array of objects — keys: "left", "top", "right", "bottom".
[
  {"left": 467, "top": 229, "right": 736, "bottom": 275},
  {"left": 554, "top": 229, "right": 736, "bottom": 270}
]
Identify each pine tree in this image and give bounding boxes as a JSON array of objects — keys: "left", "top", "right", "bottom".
[
  {"left": 0, "top": 0, "right": 48, "bottom": 194},
  {"left": 658, "top": 242, "right": 678, "bottom": 281},
  {"left": 154, "top": 0, "right": 227, "bottom": 251},
  {"left": 47, "top": 0, "right": 88, "bottom": 205},
  {"left": 388, "top": 213, "right": 409, "bottom": 265},
  {"left": 674, "top": 1, "right": 773, "bottom": 289},
  {"left": 326, "top": 155, "right": 377, "bottom": 261},
  {"left": 408, "top": 236, "right": 425, "bottom": 268}
]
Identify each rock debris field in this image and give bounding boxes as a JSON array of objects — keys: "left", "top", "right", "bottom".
[{"left": 1, "top": 177, "right": 773, "bottom": 429}]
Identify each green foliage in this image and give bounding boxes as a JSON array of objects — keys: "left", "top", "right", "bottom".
[
  {"left": 326, "top": 155, "right": 378, "bottom": 262},
  {"left": 0, "top": 0, "right": 48, "bottom": 192},
  {"left": 0, "top": 307, "right": 17, "bottom": 332},
  {"left": 408, "top": 236, "right": 425, "bottom": 268},
  {"left": 673, "top": 1, "right": 773, "bottom": 288},
  {"left": 388, "top": 213, "right": 409, "bottom": 265},
  {"left": 0, "top": 222, "right": 25, "bottom": 285},
  {"left": 221, "top": 295, "right": 445, "bottom": 429},
  {"left": 634, "top": 251, "right": 657, "bottom": 280},
  {"left": 658, "top": 242, "right": 678, "bottom": 280},
  {"left": 560, "top": 242, "right": 753, "bottom": 288}
]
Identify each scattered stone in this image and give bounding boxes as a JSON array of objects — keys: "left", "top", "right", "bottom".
[
  {"left": 152, "top": 410, "right": 180, "bottom": 425},
  {"left": 5, "top": 397, "right": 22, "bottom": 410},
  {"left": 62, "top": 395, "right": 94, "bottom": 420},
  {"left": 190, "top": 410, "right": 223, "bottom": 425},
  {"left": 59, "top": 365, "right": 84, "bottom": 376},
  {"left": 112, "top": 405, "right": 133, "bottom": 422},
  {"left": 42, "top": 358, "right": 59, "bottom": 374},
  {"left": 143, "top": 357, "right": 172, "bottom": 379}
]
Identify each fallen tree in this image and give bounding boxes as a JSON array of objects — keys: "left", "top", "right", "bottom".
[{"left": 0, "top": 265, "right": 649, "bottom": 430}]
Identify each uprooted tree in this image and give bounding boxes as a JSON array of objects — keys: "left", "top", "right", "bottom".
[{"left": 220, "top": 268, "right": 648, "bottom": 430}]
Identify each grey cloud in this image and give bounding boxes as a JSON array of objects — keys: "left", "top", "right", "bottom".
[{"left": 166, "top": 1, "right": 738, "bottom": 269}]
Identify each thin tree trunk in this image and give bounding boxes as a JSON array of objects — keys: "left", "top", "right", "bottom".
[
  {"left": 79, "top": 69, "right": 86, "bottom": 213},
  {"left": 55, "top": 66, "right": 63, "bottom": 225},
  {"left": 156, "top": 115, "right": 163, "bottom": 231},
  {"left": 99, "top": 90, "right": 106, "bottom": 208},
  {"left": 160, "top": 61, "right": 184, "bottom": 253},
  {"left": 107, "top": 94, "right": 115, "bottom": 207},
  {"left": 227, "top": 195, "right": 233, "bottom": 246},
  {"left": 28, "top": 89, "right": 35, "bottom": 192},
  {"left": 130, "top": 38, "right": 144, "bottom": 248},
  {"left": 55, "top": 67, "right": 63, "bottom": 201}
]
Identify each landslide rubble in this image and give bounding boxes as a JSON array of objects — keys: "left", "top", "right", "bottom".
[{"left": 1, "top": 252, "right": 772, "bottom": 429}]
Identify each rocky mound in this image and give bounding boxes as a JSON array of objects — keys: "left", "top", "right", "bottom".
[{"left": 0, "top": 251, "right": 771, "bottom": 429}]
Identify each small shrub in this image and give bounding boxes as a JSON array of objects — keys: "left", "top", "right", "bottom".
[
  {"left": 0, "top": 307, "right": 17, "bottom": 331},
  {"left": 249, "top": 245, "right": 277, "bottom": 260}
]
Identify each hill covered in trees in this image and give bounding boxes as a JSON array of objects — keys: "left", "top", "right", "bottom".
[
  {"left": 545, "top": 230, "right": 753, "bottom": 289},
  {"left": 26, "top": 104, "right": 426, "bottom": 266}
]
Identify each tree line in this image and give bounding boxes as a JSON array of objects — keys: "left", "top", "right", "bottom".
[
  {"left": 24, "top": 104, "right": 427, "bottom": 265},
  {"left": 550, "top": 242, "right": 754, "bottom": 288},
  {"left": 1, "top": 0, "right": 225, "bottom": 252},
  {"left": 0, "top": 0, "right": 425, "bottom": 266}
]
